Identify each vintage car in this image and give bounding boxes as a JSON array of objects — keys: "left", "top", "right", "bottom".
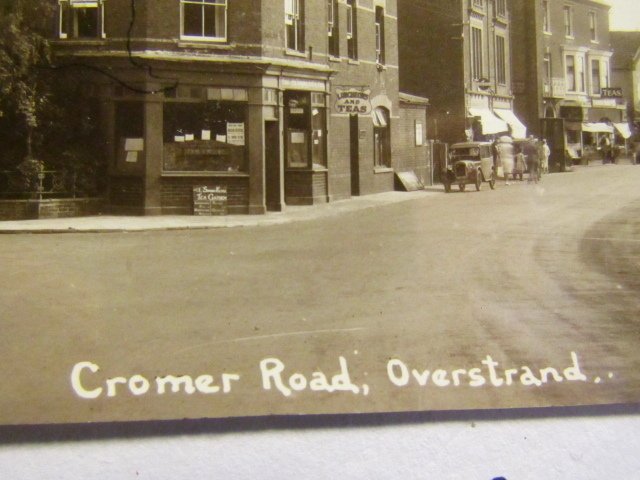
[{"left": 443, "top": 142, "right": 496, "bottom": 192}]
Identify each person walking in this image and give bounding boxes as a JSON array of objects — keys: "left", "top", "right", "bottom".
[
  {"left": 540, "top": 139, "right": 550, "bottom": 174},
  {"left": 524, "top": 137, "right": 540, "bottom": 183}
]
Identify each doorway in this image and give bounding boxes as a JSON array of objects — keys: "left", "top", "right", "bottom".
[
  {"left": 265, "top": 120, "right": 281, "bottom": 211},
  {"left": 349, "top": 114, "right": 360, "bottom": 196}
]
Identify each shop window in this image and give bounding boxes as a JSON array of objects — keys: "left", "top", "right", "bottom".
[
  {"left": 346, "top": 0, "right": 357, "bottom": 60},
  {"left": 162, "top": 99, "right": 248, "bottom": 172},
  {"left": 375, "top": 7, "right": 385, "bottom": 65},
  {"left": 284, "top": 91, "right": 327, "bottom": 169},
  {"left": 285, "top": 0, "right": 304, "bottom": 52},
  {"left": 59, "top": 0, "right": 105, "bottom": 39},
  {"left": 373, "top": 107, "right": 391, "bottom": 168},
  {"left": 327, "top": 0, "right": 339, "bottom": 57},
  {"left": 181, "top": 0, "right": 227, "bottom": 41}
]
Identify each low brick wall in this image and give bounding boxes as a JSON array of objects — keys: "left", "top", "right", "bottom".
[{"left": 0, "top": 198, "right": 104, "bottom": 221}]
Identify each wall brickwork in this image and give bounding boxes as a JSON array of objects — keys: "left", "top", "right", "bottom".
[{"left": 161, "top": 176, "right": 250, "bottom": 214}]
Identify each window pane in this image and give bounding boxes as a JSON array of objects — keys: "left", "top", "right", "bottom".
[
  {"left": 203, "top": 4, "right": 225, "bottom": 37},
  {"left": 184, "top": 4, "right": 202, "bottom": 36},
  {"left": 76, "top": 7, "right": 98, "bottom": 37}
]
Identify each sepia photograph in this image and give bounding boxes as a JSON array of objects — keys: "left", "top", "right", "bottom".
[{"left": 0, "top": 0, "right": 639, "bottom": 431}]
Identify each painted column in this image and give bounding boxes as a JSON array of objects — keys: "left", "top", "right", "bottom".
[{"left": 143, "top": 88, "right": 164, "bottom": 215}]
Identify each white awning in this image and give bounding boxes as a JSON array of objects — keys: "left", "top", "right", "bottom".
[
  {"left": 468, "top": 108, "right": 508, "bottom": 135},
  {"left": 613, "top": 122, "right": 632, "bottom": 139},
  {"left": 582, "top": 122, "right": 614, "bottom": 134},
  {"left": 493, "top": 109, "right": 527, "bottom": 139}
]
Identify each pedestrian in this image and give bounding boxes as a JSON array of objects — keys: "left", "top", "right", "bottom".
[
  {"left": 497, "top": 136, "right": 514, "bottom": 185},
  {"left": 540, "top": 139, "right": 550, "bottom": 174},
  {"left": 524, "top": 137, "right": 540, "bottom": 183},
  {"left": 600, "top": 134, "right": 612, "bottom": 163}
]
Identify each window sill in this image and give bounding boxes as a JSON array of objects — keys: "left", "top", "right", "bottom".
[
  {"left": 376, "top": 63, "right": 387, "bottom": 71},
  {"left": 328, "top": 56, "right": 342, "bottom": 63},
  {"left": 52, "top": 39, "right": 107, "bottom": 46},
  {"left": 177, "top": 40, "right": 231, "bottom": 49},
  {"left": 543, "top": 31, "right": 552, "bottom": 36},
  {"left": 161, "top": 171, "right": 249, "bottom": 178},
  {"left": 284, "top": 49, "right": 308, "bottom": 58},
  {"left": 347, "top": 59, "right": 359, "bottom": 65},
  {"left": 374, "top": 167, "right": 393, "bottom": 174}
]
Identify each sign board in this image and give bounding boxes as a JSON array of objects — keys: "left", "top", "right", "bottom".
[
  {"left": 394, "top": 171, "right": 424, "bottom": 192},
  {"left": 227, "top": 123, "right": 245, "bottom": 146},
  {"left": 334, "top": 86, "right": 372, "bottom": 115},
  {"left": 601, "top": 87, "right": 623, "bottom": 98},
  {"left": 193, "top": 186, "right": 228, "bottom": 216}
]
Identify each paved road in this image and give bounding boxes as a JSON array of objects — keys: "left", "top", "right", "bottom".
[{"left": 1, "top": 165, "right": 639, "bottom": 424}]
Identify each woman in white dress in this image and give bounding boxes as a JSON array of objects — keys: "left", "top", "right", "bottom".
[{"left": 497, "top": 136, "right": 514, "bottom": 185}]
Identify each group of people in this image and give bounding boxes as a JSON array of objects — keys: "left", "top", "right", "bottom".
[{"left": 493, "top": 136, "right": 550, "bottom": 185}]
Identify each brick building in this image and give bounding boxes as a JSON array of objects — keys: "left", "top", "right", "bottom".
[
  {"left": 52, "top": 0, "right": 429, "bottom": 215},
  {"left": 511, "top": 0, "right": 627, "bottom": 163},
  {"left": 398, "top": 0, "right": 524, "bottom": 145},
  {"left": 610, "top": 31, "right": 640, "bottom": 137}
]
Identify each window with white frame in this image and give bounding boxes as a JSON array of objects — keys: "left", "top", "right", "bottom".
[
  {"left": 589, "top": 11, "right": 597, "bottom": 42},
  {"left": 471, "top": 26, "right": 483, "bottom": 80},
  {"left": 563, "top": 5, "right": 573, "bottom": 37},
  {"left": 472, "top": 0, "right": 484, "bottom": 8},
  {"left": 543, "top": 53, "right": 552, "bottom": 85},
  {"left": 285, "top": 0, "right": 304, "bottom": 52},
  {"left": 591, "top": 59, "right": 601, "bottom": 94},
  {"left": 565, "top": 53, "right": 585, "bottom": 92},
  {"left": 375, "top": 6, "right": 385, "bottom": 65},
  {"left": 496, "top": 34, "right": 506, "bottom": 85},
  {"left": 181, "top": 0, "right": 227, "bottom": 40},
  {"left": 59, "top": 0, "right": 105, "bottom": 39},
  {"left": 542, "top": 1, "right": 551, "bottom": 33},
  {"left": 603, "top": 59, "right": 610, "bottom": 88},
  {"left": 346, "top": 0, "right": 357, "bottom": 60},
  {"left": 496, "top": 0, "right": 506, "bottom": 17},
  {"left": 327, "top": 0, "right": 339, "bottom": 57}
]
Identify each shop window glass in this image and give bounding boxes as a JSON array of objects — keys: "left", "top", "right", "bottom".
[
  {"left": 162, "top": 100, "right": 247, "bottom": 172},
  {"left": 181, "top": 0, "right": 227, "bottom": 40},
  {"left": 284, "top": 91, "right": 326, "bottom": 169},
  {"left": 59, "top": 0, "right": 105, "bottom": 39},
  {"left": 373, "top": 107, "right": 390, "bottom": 168}
]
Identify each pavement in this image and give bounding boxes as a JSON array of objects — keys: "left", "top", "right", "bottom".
[{"left": 0, "top": 189, "right": 441, "bottom": 234}]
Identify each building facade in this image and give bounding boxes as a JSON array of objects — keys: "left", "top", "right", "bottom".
[
  {"left": 398, "top": 0, "right": 524, "bottom": 145},
  {"left": 610, "top": 31, "right": 640, "bottom": 138},
  {"left": 511, "top": 0, "right": 626, "bottom": 163},
  {"left": 52, "top": 0, "right": 429, "bottom": 215}
]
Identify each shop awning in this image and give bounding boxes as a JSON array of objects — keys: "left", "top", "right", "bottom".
[
  {"left": 493, "top": 109, "right": 527, "bottom": 139},
  {"left": 613, "top": 122, "right": 632, "bottom": 139},
  {"left": 581, "top": 122, "right": 614, "bottom": 134},
  {"left": 468, "top": 108, "right": 508, "bottom": 135}
]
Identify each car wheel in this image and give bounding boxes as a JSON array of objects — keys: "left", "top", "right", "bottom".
[
  {"left": 459, "top": 183, "right": 466, "bottom": 192},
  {"left": 489, "top": 173, "right": 496, "bottom": 190},
  {"left": 475, "top": 172, "right": 482, "bottom": 191}
]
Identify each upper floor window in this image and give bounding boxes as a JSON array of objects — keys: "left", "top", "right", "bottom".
[
  {"left": 496, "top": 0, "right": 506, "bottom": 17},
  {"left": 285, "top": 0, "right": 304, "bottom": 52},
  {"left": 471, "top": 26, "right": 483, "bottom": 80},
  {"left": 59, "top": 0, "right": 105, "bottom": 39},
  {"left": 542, "top": 1, "right": 551, "bottom": 33},
  {"left": 346, "top": 0, "right": 358, "bottom": 60},
  {"left": 565, "top": 53, "right": 585, "bottom": 92},
  {"left": 327, "top": 0, "right": 339, "bottom": 57},
  {"left": 588, "top": 11, "right": 597, "bottom": 42},
  {"left": 563, "top": 5, "right": 573, "bottom": 37},
  {"left": 472, "top": 0, "right": 484, "bottom": 8},
  {"left": 495, "top": 34, "right": 506, "bottom": 85},
  {"left": 375, "top": 6, "right": 385, "bottom": 65},
  {"left": 181, "top": 0, "right": 227, "bottom": 41},
  {"left": 591, "top": 59, "right": 601, "bottom": 94}
]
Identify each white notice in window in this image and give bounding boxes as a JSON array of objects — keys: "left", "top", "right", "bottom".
[{"left": 227, "top": 123, "right": 245, "bottom": 146}]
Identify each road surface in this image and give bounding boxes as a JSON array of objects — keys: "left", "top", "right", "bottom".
[{"left": 1, "top": 164, "right": 639, "bottom": 424}]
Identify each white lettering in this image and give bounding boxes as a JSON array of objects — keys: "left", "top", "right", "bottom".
[{"left": 70, "top": 361, "right": 103, "bottom": 399}]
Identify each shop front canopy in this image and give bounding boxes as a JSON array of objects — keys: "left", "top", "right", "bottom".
[
  {"left": 468, "top": 108, "right": 508, "bottom": 135},
  {"left": 493, "top": 109, "right": 527, "bottom": 139},
  {"left": 613, "top": 122, "right": 632, "bottom": 139},
  {"left": 581, "top": 122, "right": 614, "bottom": 134}
]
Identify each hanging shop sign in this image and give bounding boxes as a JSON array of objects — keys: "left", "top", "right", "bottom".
[
  {"left": 600, "top": 87, "right": 623, "bottom": 98},
  {"left": 334, "top": 86, "right": 372, "bottom": 115}
]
